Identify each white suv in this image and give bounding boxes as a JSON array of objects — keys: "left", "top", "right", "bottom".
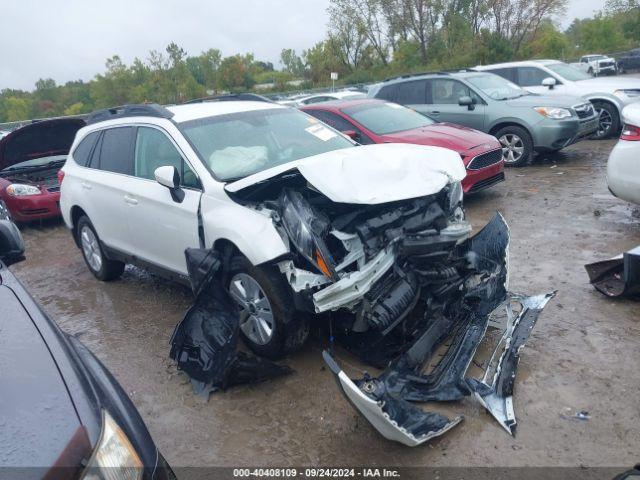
[
  {"left": 60, "top": 101, "right": 469, "bottom": 357},
  {"left": 474, "top": 60, "right": 640, "bottom": 138}
]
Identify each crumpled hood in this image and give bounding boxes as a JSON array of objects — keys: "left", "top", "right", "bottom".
[
  {"left": 380, "top": 123, "right": 498, "bottom": 153},
  {"left": 225, "top": 143, "right": 466, "bottom": 205},
  {"left": 0, "top": 118, "right": 85, "bottom": 170}
]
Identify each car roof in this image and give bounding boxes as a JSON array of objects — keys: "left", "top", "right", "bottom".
[
  {"left": 167, "top": 101, "right": 286, "bottom": 123},
  {"left": 301, "top": 98, "right": 385, "bottom": 111},
  {"left": 475, "top": 59, "right": 561, "bottom": 69}
]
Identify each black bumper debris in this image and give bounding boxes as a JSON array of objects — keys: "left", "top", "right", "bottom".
[
  {"left": 169, "top": 248, "right": 292, "bottom": 398},
  {"left": 585, "top": 246, "right": 640, "bottom": 298}
]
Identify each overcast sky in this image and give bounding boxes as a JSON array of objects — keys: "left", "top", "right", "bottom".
[{"left": 1, "top": 0, "right": 606, "bottom": 91}]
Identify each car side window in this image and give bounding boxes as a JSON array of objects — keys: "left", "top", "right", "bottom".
[
  {"left": 486, "top": 67, "right": 517, "bottom": 83},
  {"left": 134, "top": 127, "right": 200, "bottom": 189},
  {"left": 430, "top": 79, "right": 475, "bottom": 104},
  {"left": 516, "top": 67, "right": 550, "bottom": 87},
  {"left": 72, "top": 131, "right": 100, "bottom": 167},
  {"left": 306, "top": 110, "right": 374, "bottom": 145},
  {"left": 395, "top": 80, "right": 427, "bottom": 105},
  {"left": 97, "top": 127, "right": 135, "bottom": 175}
]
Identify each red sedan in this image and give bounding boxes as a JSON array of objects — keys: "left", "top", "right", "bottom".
[
  {"left": 301, "top": 99, "right": 504, "bottom": 193},
  {"left": 0, "top": 117, "right": 85, "bottom": 222}
]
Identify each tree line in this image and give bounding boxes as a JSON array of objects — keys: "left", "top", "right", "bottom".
[{"left": 0, "top": 0, "right": 638, "bottom": 123}]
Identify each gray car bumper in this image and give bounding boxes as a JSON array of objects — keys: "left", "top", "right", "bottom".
[{"left": 533, "top": 116, "right": 598, "bottom": 151}]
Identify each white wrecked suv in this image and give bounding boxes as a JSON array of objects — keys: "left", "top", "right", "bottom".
[{"left": 60, "top": 100, "right": 470, "bottom": 358}]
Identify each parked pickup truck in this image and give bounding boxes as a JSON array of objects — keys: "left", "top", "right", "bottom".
[
  {"left": 572, "top": 55, "right": 618, "bottom": 76},
  {"left": 617, "top": 49, "right": 640, "bottom": 74}
]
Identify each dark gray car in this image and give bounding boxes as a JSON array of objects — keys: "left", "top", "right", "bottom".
[{"left": 368, "top": 71, "right": 599, "bottom": 166}]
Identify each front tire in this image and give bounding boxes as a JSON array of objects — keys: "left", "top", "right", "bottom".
[
  {"left": 592, "top": 101, "right": 620, "bottom": 139},
  {"left": 496, "top": 126, "right": 533, "bottom": 167},
  {"left": 76, "top": 216, "right": 124, "bottom": 281},
  {"left": 227, "top": 256, "right": 309, "bottom": 359}
]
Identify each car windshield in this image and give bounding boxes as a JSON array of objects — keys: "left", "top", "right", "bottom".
[
  {"left": 180, "top": 108, "right": 354, "bottom": 181},
  {"left": 1, "top": 154, "right": 67, "bottom": 172},
  {"left": 343, "top": 102, "right": 436, "bottom": 135},
  {"left": 466, "top": 74, "right": 528, "bottom": 100},
  {"left": 547, "top": 63, "right": 592, "bottom": 81}
]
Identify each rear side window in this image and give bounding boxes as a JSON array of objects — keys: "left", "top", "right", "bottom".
[
  {"left": 97, "top": 127, "right": 134, "bottom": 175},
  {"left": 485, "top": 67, "right": 517, "bottom": 83},
  {"left": 72, "top": 131, "right": 99, "bottom": 167},
  {"left": 376, "top": 80, "right": 427, "bottom": 105},
  {"left": 516, "top": 67, "right": 549, "bottom": 87}
]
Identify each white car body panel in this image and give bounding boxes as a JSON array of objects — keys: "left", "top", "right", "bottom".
[
  {"left": 475, "top": 61, "right": 640, "bottom": 113},
  {"left": 226, "top": 144, "right": 466, "bottom": 205},
  {"left": 61, "top": 101, "right": 465, "bottom": 278},
  {"left": 607, "top": 103, "right": 640, "bottom": 205}
]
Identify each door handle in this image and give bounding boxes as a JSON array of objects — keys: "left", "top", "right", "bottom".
[
  {"left": 81, "top": 182, "right": 92, "bottom": 190},
  {"left": 124, "top": 195, "right": 138, "bottom": 205},
  {"left": 429, "top": 111, "right": 440, "bottom": 116}
]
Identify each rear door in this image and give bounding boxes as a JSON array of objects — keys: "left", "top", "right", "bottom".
[
  {"left": 423, "top": 78, "right": 486, "bottom": 130},
  {"left": 76, "top": 126, "right": 138, "bottom": 254},
  {"left": 125, "top": 126, "right": 202, "bottom": 275}
]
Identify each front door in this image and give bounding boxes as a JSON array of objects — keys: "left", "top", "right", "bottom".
[
  {"left": 125, "top": 126, "right": 202, "bottom": 275},
  {"left": 417, "top": 78, "right": 486, "bottom": 131}
]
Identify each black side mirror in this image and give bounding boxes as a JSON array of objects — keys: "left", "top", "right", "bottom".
[
  {"left": 0, "top": 201, "right": 25, "bottom": 266},
  {"left": 458, "top": 96, "right": 474, "bottom": 110}
]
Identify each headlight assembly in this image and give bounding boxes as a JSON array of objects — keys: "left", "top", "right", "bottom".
[
  {"left": 614, "top": 89, "right": 640, "bottom": 98},
  {"left": 82, "top": 411, "right": 143, "bottom": 480},
  {"left": 447, "top": 181, "right": 463, "bottom": 213},
  {"left": 279, "top": 188, "right": 337, "bottom": 280},
  {"left": 534, "top": 107, "right": 572, "bottom": 119},
  {"left": 6, "top": 183, "right": 41, "bottom": 196}
]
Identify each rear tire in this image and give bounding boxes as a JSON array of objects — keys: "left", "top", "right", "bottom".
[
  {"left": 226, "top": 255, "right": 309, "bottom": 359},
  {"left": 76, "top": 216, "right": 124, "bottom": 281},
  {"left": 495, "top": 125, "right": 533, "bottom": 167},
  {"left": 592, "top": 101, "right": 620, "bottom": 139}
]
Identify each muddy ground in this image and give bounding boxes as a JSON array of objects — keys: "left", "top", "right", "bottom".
[{"left": 10, "top": 138, "right": 640, "bottom": 468}]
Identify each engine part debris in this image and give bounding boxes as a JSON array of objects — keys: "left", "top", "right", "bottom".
[
  {"left": 585, "top": 246, "right": 640, "bottom": 298},
  {"left": 169, "top": 248, "right": 292, "bottom": 398}
]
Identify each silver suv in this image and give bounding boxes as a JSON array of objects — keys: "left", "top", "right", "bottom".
[
  {"left": 368, "top": 71, "right": 598, "bottom": 166},
  {"left": 475, "top": 60, "right": 640, "bottom": 138}
]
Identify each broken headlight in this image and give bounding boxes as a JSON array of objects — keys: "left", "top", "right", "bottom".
[
  {"left": 82, "top": 410, "right": 143, "bottom": 479},
  {"left": 279, "top": 188, "right": 337, "bottom": 280},
  {"left": 447, "top": 181, "right": 463, "bottom": 213}
]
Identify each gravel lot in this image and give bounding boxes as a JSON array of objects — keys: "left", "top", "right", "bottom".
[{"left": 9, "top": 138, "right": 640, "bottom": 469}]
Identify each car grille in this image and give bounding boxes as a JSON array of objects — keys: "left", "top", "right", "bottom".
[
  {"left": 574, "top": 103, "right": 595, "bottom": 119},
  {"left": 467, "top": 149, "right": 503, "bottom": 170},
  {"left": 468, "top": 172, "right": 506, "bottom": 193},
  {"left": 599, "top": 61, "right": 614, "bottom": 68}
]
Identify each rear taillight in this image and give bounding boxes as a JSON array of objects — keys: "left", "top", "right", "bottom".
[
  {"left": 57, "top": 169, "right": 65, "bottom": 185},
  {"left": 620, "top": 123, "right": 640, "bottom": 141}
]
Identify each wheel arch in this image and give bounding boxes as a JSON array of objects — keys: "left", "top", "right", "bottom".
[
  {"left": 489, "top": 121, "right": 531, "bottom": 138},
  {"left": 70, "top": 205, "right": 88, "bottom": 247}
]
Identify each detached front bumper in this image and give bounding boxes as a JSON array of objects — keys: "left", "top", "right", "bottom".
[{"left": 323, "top": 213, "right": 556, "bottom": 446}]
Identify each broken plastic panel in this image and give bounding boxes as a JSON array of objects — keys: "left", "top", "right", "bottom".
[
  {"left": 585, "top": 246, "right": 640, "bottom": 298},
  {"left": 169, "top": 248, "right": 292, "bottom": 398},
  {"left": 323, "top": 350, "right": 463, "bottom": 447},
  {"left": 323, "top": 213, "right": 555, "bottom": 446},
  {"left": 466, "top": 292, "right": 556, "bottom": 435}
]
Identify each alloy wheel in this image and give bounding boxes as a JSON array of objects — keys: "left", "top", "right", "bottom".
[
  {"left": 499, "top": 134, "right": 525, "bottom": 164},
  {"left": 595, "top": 107, "right": 613, "bottom": 137},
  {"left": 229, "top": 273, "right": 275, "bottom": 345},
  {"left": 80, "top": 226, "right": 102, "bottom": 272}
]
